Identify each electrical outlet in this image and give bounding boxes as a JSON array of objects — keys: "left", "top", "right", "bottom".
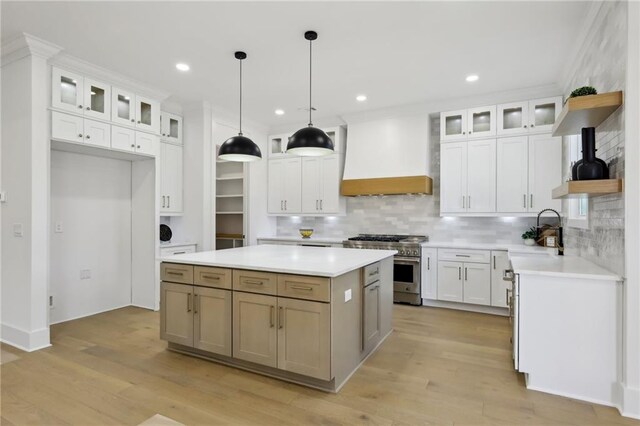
[
  {"left": 80, "top": 269, "right": 91, "bottom": 280},
  {"left": 344, "top": 288, "right": 352, "bottom": 302},
  {"left": 13, "top": 223, "right": 23, "bottom": 237},
  {"left": 55, "top": 222, "right": 63, "bottom": 233}
]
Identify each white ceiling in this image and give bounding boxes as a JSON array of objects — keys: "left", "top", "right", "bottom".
[{"left": 2, "top": 1, "right": 589, "bottom": 128}]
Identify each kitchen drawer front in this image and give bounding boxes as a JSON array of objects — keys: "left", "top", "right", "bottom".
[
  {"left": 437, "top": 249, "right": 490, "bottom": 264},
  {"left": 233, "top": 270, "right": 278, "bottom": 295},
  {"left": 277, "top": 274, "right": 330, "bottom": 302},
  {"left": 194, "top": 266, "right": 232, "bottom": 289},
  {"left": 363, "top": 262, "right": 381, "bottom": 286},
  {"left": 160, "top": 244, "right": 196, "bottom": 257},
  {"left": 161, "top": 263, "right": 194, "bottom": 284}
]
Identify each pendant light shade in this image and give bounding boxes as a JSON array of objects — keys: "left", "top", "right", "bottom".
[
  {"left": 286, "top": 31, "right": 334, "bottom": 156},
  {"left": 218, "top": 51, "right": 262, "bottom": 162}
]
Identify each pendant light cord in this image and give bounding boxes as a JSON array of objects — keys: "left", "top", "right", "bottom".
[
  {"left": 308, "top": 38, "right": 313, "bottom": 127},
  {"left": 239, "top": 58, "right": 243, "bottom": 135}
]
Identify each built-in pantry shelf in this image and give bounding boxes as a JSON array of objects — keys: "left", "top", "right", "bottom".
[
  {"left": 216, "top": 233, "right": 244, "bottom": 239},
  {"left": 216, "top": 175, "right": 244, "bottom": 181},
  {"left": 552, "top": 179, "right": 623, "bottom": 199},
  {"left": 552, "top": 91, "right": 623, "bottom": 136},
  {"left": 216, "top": 194, "right": 243, "bottom": 198}
]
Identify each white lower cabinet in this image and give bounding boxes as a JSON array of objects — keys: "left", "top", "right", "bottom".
[
  {"left": 436, "top": 249, "right": 492, "bottom": 307},
  {"left": 462, "top": 263, "right": 491, "bottom": 306},
  {"left": 490, "top": 251, "right": 510, "bottom": 307},
  {"left": 437, "top": 261, "right": 463, "bottom": 302},
  {"left": 160, "top": 142, "right": 183, "bottom": 214},
  {"left": 421, "top": 248, "right": 438, "bottom": 300}
]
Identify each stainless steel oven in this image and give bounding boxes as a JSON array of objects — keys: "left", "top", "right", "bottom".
[{"left": 393, "top": 256, "right": 421, "bottom": 305}]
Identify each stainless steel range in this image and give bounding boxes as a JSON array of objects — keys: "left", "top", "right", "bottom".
[{"left": 343, "top": 234, "right": 428, "bottom": 306}]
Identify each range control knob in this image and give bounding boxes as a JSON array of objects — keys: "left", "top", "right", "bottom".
[
  {"left": 398, "top": 249, "right": 404, "bottom": 255},
  {"left": 412, "top": 250, "right": 419, "bottom": 256}
]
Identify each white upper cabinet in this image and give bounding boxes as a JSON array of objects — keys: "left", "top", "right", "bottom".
[
  {"left": 83, "top": 78, "right": 111, "bottom": 120},
  {"left": 111, "top": 126, "right": 137, "bottom": 153},
  {"left": 135, "top": 95, "right": 161, "bottom": 134},
  {"left": 135, "top": 132, "right": 159, "bottom": 157},
  {"left": 83, "top": 119, "right": 111, "bottom": 148},
  {"left": 301, "top": 157, "right": 322, "bottom": 213},
  {"left": 496, "top": 136, "right": 530, "bottom": 213},
  {"left": 51, "top": 111, "right": 84, "bottom": 143},
  {"left": 268, "top": 157, "right": 302, "bottom": 214},
  {"left": 268, "top": 134, "right": 290, "bottom": 158},
  {"left": 52, "top": 68, "right": 84, "bottom": 113},
  {"left": 440, "top": 110, "right": 467, "bottom": 142},
  {"left": 497, "top": 101, "right": 529, "bottom": 136},
  {"left": 528, "top": 97, "right": 562, "bottom": 134},
  {"left": 467, "top": 106, "right": 496, "bottom": 139},
  {"left": 160, "top": 142, "right": 183, "bottom": 214},
  {"left": 301, "top": 155, "right": 342, "bottom": 214},
  {"left": 111, "top": 88, "right": 136, "bottom": 127},
  {"left": 440, "top": 142, "right": 468, "bottom": 213},
  {"left": 466, "top": 139, "right": 496, "bottom": 213},
  {"left": 161, "top": 112, "right": 183, "bottom": 144},
  {"left": 528, "top": 134, "right": 562, "bottom": 212}
]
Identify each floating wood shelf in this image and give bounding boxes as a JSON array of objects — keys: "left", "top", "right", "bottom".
[
  {"left": 216, "top": 233, "right": 244, "bottom": 239},
  {"left": 552, "top": 179, "right": 623, "bottom": 199},
  {"left": 552, "top": 91, "right": 623, "bottom": 136}
]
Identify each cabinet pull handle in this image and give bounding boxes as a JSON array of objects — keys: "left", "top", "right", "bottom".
[
  {"left": 270, "top": 306, "right": 275, "bottom": 327},
  {"left": 86, "top": 135, "right": 91, "bottom": 139},
  {"left": 244, "top": 279, "right": 264, "bottom": 285},
  {"left": 369, "top": 284, "right": 379, "bottom": 291},
  {"left": 201, "top": 274, "right": 220, "bottom": 280},
  {"left": 187, "top": 293, "right": 192, "bottom": 312},
  {"left": 137, "top": 120, "right": 141, "bottom": 124},
  {"left": 162, "top": 196, "right": 166, "bottom": 208},
  {"left": 290, "top": 285, "right": 313, "bottom": 291},
  {"left": 465, "top": 267, "right": 468, "bottom": 281},
  {"left": 78, "top": 133, "right": 83, "bottom": 138},
  {"left": 284, "top": 200, "right": 287, "bottom": 210},
  {"left": 530, "top": 194, "right": 533, "bottom": 209},
  {"left": 458, "top": 267, "right": 461, "bottom": 280},
  {"left": 320, "top": 200, "right": 323, "bottom": 210},
  {"left": 368, "top": 268, "right": 379, "bottom": 276},
  {"left": 167, "top": 196, "right": 170, "bottom": 208},
  {"left": 462, "top": 196, "right": 465, "bottom": 209},
  {"left": 455, "top": 254, "right": 471, "bottom": 258},
  {"left": 278, "top": 306, "right": 284, "bottom": 329},
  {"left": 468, "top": 195, "right": 471, "bottom": 209},
  {"left": 86, "top": 106, "right": 90, "bottom": 111},
  {"left": 78, "top": 105, "right": 83, "bottom": 109},
  {"left": 523, "top": 194, "right": 526, "bottom": 208},
  {"left": 316, "top": 200, "right": 319, "bottom": 210},
  {"left": 173, "top": 251, "right": 186, "bottom": 255},
  {"left": 131, "top": 144, "right": 135, "bottom": 148},
  {"left": 194, "top": 294, "right": 198, "bottom": 314},
  {"left": 281, "top": 200, "right": 283, "bottom": 210},
  {"left": 427, "top": 257, "right": 430, "bottom": 270},
  {"left": 167, "top": 271, "right": 184, "bottom": 276},
  {"left": 524, "top": 125, "right": 528, "bottom": 128},
  {"left": 137, "top": 145, "right": 141, "bottom": 149},
  {"left": 131, "top": 118, "right": 135, "bottom": 122}
]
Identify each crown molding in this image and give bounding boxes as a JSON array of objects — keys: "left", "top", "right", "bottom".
[
  {"left": 1, "top": 33, "right": 62, "bottom": 67},
  {"left": 50, "top": 52, "right": 171, "bottom": 101}
]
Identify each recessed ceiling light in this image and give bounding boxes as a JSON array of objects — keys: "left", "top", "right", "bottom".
[
  {"left": 275, "top": 109, "right": 285, "bottom": 115},
  {"left": 356, "top": 95, "right": 367, "bottom": 102},
  {"left": 176, "top": 63, "right": 190, "bottom": 72},
  {"left": 466, "top": 74, "right": 479, "bottom": 82}
]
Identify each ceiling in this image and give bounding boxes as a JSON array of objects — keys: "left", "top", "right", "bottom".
[{"left": 2, "top": 1, "right": 590, "bottom": 129}]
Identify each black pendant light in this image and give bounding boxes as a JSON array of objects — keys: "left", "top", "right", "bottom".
[
  {"left": 218, "top": 51, "right": 262, "bottom": 162},
  {"left": 286, "top": 31, "right": 334, "bottom": 156}
]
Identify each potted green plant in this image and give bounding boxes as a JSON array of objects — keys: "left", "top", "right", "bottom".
[{"left": 522, "top": 227, "right": 537, "bottom": 246}]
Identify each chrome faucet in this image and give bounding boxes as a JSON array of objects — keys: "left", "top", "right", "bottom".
[{"left": 537, "top": 208, "right": 564, "bottom": 256}]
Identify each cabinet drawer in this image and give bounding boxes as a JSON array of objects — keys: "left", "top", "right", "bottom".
[
  {"left": 363, "top": 262, "right": 381, "bottom": 286},
  {"left": 437, "top": 249, "right": 490, "bottom": 264},
  {"left": 277, "top": 274, "right": 330, "bottom": 302},
  {"left": 233, "top": 270, "right": 278, "bottom": 295},
  {"left": 160, "top": 245, "right": 196, "bottom": 257},
  {"left": 194, "top": 266, "right": 232, "bottom": 289},
  {"left": 161, "top": 263, "right": 194, "bottom": 284}
]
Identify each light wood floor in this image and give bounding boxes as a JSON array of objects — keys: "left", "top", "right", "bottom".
[{"left": 1, "top": 305, "right": 638, "bottom": 426}]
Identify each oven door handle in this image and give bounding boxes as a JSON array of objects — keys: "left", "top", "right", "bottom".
[{"left": 394, "top": 256, "right": 420, "bottom": 263}]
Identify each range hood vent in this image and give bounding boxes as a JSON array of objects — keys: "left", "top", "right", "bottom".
[
  {"left": 341, "top": 114, "right": 433, "bottom": 196},
  {"left": 341, "top": 176, "right": 432, "bottom": 196}
]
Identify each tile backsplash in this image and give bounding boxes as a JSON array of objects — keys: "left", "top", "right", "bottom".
[{"left": 561, "top": 1, "right": 626, "bottom": 276}]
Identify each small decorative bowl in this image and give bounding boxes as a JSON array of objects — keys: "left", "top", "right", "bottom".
[{"left": 299, "top": 228, "right": 314, "bottom": 239}]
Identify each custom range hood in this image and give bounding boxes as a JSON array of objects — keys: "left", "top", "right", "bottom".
[{"left": 341, "top": 114, "right": 433, "bottom": 196}]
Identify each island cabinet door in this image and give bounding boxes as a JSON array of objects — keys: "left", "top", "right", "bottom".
[
  {"left": 160, "top": 282, "right": 194, "bottom": 347},
  {"left": 363, "top": 281, "right": 381, "bottom": 355},
  {"left": 277, "top": 297, "right": 331, "bottom": 381},
  {"left": 194, "top": 287, "right": 232, "bottom": 356},
  {"left": 233, "top": 292, "right": 278, "bottom": 367}
]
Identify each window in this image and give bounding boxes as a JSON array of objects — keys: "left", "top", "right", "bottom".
[{"left": 567, "top": 134, "right": 589, "bottom": 229}]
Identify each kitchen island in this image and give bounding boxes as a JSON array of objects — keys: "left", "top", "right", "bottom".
[{"left": 159, "top": 245, "right": 396, "bottom": 392}]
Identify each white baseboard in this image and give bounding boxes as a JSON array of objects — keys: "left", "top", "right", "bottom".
[
  {"left": 619, "top": 383, "right": 640, "bottom": 419},
  {"left": 1, "top": 324, "right": 51, "bottom": 352},
  {"left": 421, "top": 298, "right": 509, "bottom": 316},
  {"left": 526, "top": 382, "right": 616, "bottom": 408}
]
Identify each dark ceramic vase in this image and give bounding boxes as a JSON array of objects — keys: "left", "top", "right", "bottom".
[{"left": 576, "top": 127, "right": 609, "bottom": 181}]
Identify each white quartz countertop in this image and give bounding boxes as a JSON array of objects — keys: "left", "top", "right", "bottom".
[
  {"left": 422, "top": 241, "right": 555, "bottom": 255},
  {"left": 257, "top": 235, "right": 346, "bottom": 244},
  {"left": 510, "top": 255, "right": 621, "bottom": 281},
  {"left": 161, "top": 245, "right": 396, "bottom": 278}
]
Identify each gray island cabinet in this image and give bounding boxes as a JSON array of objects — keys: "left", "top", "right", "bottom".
[{"left": 159, "top": 245, "right": 395, "bottom": 392}]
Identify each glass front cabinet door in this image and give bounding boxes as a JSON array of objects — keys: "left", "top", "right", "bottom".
[
  {"left": 135, "top": 95, "right": 161, "bottom": 134},
  {"left": 440, "top": 110, "right": 467, "bottom": 142},
  {"left": 161, "top": 112, "right": 183, "bottom": 144},
  {"left": 497, "top": 101, "right": 529, "bottom": 136},
  {"left": 52, "top": 68, "right": 84, "bottom": 113},
  {"left": 83, "top": 78, "right": 111, "bottom": 120},
  {"left": 112, "top": 88, "right": 136, "bottom": 127},
  {"left": 528, "top": 97, "right": 562, "bottom": 133},
  {"left": 466, "top": 105, "right": 496, "bottom": 139}
]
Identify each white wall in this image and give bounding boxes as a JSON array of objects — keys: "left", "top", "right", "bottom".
[{"left": 49, "top": 151, "right": 132, "bottom": 324}]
